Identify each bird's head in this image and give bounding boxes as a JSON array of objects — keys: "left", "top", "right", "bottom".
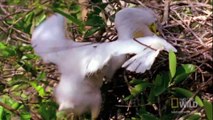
[{"left": 115, "top": 7, "right": 157, "bottom": 39}]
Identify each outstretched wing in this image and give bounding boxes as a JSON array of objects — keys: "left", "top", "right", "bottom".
[
  {"left": 31, "top": 13, "right": 79, "bottom": 64},
  {"left": 120, "top": 36, "right": 177, "bottom": 73},
  {"left": 32, "top": 14, "right": 67, "bottom": 53},
  {"left": 86, "top": 35, "right": 177, "bottom": 74},
  {"left": 113, "top": 35, "right": 177, "bottom": 73},
  {"left": 122, "top": 49, "right": 160, "bottom": 73},
  {"left": 31, "top": 10, "right": 177, "bottom": 76},
  {"left": 85, "top": 7, "right": 176, "bottom": 74}
]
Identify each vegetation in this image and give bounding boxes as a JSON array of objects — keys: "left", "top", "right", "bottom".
[{"left": 0, "top": 0, "right": 212, "bottom": 119}]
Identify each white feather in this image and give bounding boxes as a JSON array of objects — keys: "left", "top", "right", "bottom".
[
  {"left": 31, "top": 7, "right": 177, "bottom": 118},
  {"left": 115, "top": 7, "right": 157, "bottom": 39},
  {"left": 54, "top": 74, "right": 101, "bottom": 115}
]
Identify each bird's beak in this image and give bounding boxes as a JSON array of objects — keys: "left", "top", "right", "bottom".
[{"left": 148, "top": 23, "right": 158, "bottom": 34}]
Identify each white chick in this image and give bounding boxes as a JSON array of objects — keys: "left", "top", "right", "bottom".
[
  {"left": 31, "top": 7, "right": 177, "bottom": 119},
  {"left": 54, "top": 74, "right": 101, "bottom": 119}
]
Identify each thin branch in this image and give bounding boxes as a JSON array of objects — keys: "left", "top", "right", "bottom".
[
  {"left": 170, "top": 10, "right": 206, "bottom": 46},
  {"left": 133, "top": 38, "right": 158, "bottom": 51},
  {"left": 162, "top": 0, "right": 170, "bottom": 25},
  {"left": 175, "top": 90, "right": 200, "bottom": 120},
  {"left": 0, "top": 101, "right": 20, "bottom": 116}
]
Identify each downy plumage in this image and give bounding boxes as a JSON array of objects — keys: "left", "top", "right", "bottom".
[{"left": 31, "top": 7, "right": 177, "bottom": 119}]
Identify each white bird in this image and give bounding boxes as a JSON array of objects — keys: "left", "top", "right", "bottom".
[{"left": 31, "top": 7, "right": 177, "bottom": 119}]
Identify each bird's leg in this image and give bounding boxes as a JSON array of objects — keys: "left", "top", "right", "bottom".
[
  {"left": 91, "top": 103, "right": 101, "bottom": 120},
  {"left": 91, "top": 90, "right": 101, "bottom": 120}
]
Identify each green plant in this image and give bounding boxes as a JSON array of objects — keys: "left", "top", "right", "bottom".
[{"left": 126, "top": 51, "right": 212, "bottom": 120}]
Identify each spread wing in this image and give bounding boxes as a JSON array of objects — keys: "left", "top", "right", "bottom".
[
  {"left": 31, "top": 8, "right": 177, "bottom": 76},
  {"left": 31, "top": 13, "right": 104, "bottom": 76},
  {"left": 118, "top": 36, "right": 177, "bottom": 73},
  {"left": 31, "top": 13, "right": 70, "bottom": 64},
  {"left": 85, "top": 35, "right": 177, "bottom": 74},
  {"left": 85, "top": 7, "right": 176, "bottom": 74}
]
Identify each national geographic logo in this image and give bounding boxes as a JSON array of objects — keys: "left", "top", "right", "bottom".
[{"left": 171, "top": 98, "right": 198, "bottom": 109}]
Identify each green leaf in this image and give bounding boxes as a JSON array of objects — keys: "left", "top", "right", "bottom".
[
  {"left": 19, "top": 45, "right": 33, "bottom": 52},
  {"left": 11, "top": 102, "right": 20, "bottom": 110},
  {"left": 36, "top": 72, "right": 46, "bottom": 81},
  {"left": 84, "top": 13, "right": 105, "bottom": 37},
  {"left": 0, "top": 106, "right": 3, "bottom": 120},
  {"left": 22, "top": 54, "right": 37, "bottom": 60},
  {"left": 0, "top": 42, "right": 7, "bottom": 49},
  {"left": 173, "top": 73, "right": 189, "bottom": 84},
  {"left": 129, "top": 79, "right": 148, "bottom": 85},
  {"left": 124, "top": 95, "right": 134, "bottom": 101},
  {"left": 36, "top": 86, "right": 46, "bottom": 97},
  {"left": 140, "top": 112, "right": 159, "bottom": 120},
  {"left": 148, "top": 89, "right": 156, "bottom": 103},
  {"left": 181, "top": 64, "right": 196, "bottom": 73},
  {"left": 34, "top": 12, "right": 46, "bottom": 26},
  {"left": 56, "top": 111, "right": 67, "bottom": 120},
  {"left": 185, "top": 113, "right": 201, "bottom": 120},
  {"left": 153, "top": 74, "right": 164, "bottom": 96},
  {"left": 173, "top": 87, "right": 203, "bottom": 107},
  {"left": 169, "top": 51, "right": 177, "bottom": 78},
  {"left": 69, "top": 4, "right": 81, "bottom": 13},
  {"left": 20, "top": 112, "right": 31, "bottom": 120},
  {"left": 84, "top": 27, "right": 101, "bottom": 37},
  {"left": 203, "top": 99, "right": 213, "bottom": 120},
  {"left": 54, "top": 9, "right": 84, "bottom": 30},
  {"left": 86, "top": 14, "right": 105, "bottom": 27},
  {"left": 0, "top": 43, "right": 16, "bottom": 57},
  {"left": 174, "top": 64, "right": 196, "bottom": 84},
  {"left": 161, "top": 114, "right": 174, "bottom": 120},
  {"left": 30, "top": 82, "right": 46, "bottom": 97},
  {"left": 92, "top": 3, "right": 108, "bottom": 14},
  {"left": 18, "top": 61, "right": 37, "bottom": 76},
  {"left": 153, "top": 72, "right": 170, "bottom": 96},
  {"left": 130, "top": 82, "right": 151, "bottom": 96},
  {"left": 23, "top": 12, "right": 34, "bottom": 33},
  {"left": 39, "top": 101, "right": 57, "bottom": 120}
]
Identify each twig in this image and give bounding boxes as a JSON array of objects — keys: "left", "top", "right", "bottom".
[
  {"left": 133, "top": 38, "right": 157, "bottom": 51},
  {"left": 170, "top": 1, "right": 212, "bottom": 8},
  {"left": 0, "top": 101, "right": 20, "bottom": 116},
  {"left": 170, "top": 10, "right": 206, "bottom": 46},
  {"left": 162, "top": 0, "right": 170, "bottom": 25},
  {"left": 175, "top": 90, "right": 199, "bottom": 120}
]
